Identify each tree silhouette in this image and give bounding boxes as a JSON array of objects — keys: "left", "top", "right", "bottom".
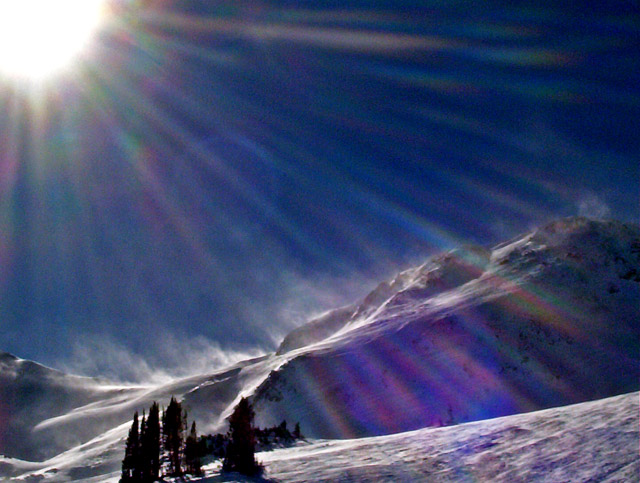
[
  {"left": 121, "top": 411, "right": 140, "bottom": 482},
  {"left": 185, "top": 421, "right": 203, "bottom": 476},
  {"left": 223, "top": 397, "right": 261, "bottom": 475},
  {"left": 293, "top": 422, "right": 302, "bottom": 440},
  {"left": 140, "top": 402, "right": 160, "bottom": 481},
  {"left": 120, "top": 399, "right": 211, "bottom": 481},
  {"left": 163, "top": 397, "right": 186, "bottom": 476},
  {"left": 140, "top": 412, "right": 147, "bottom": 480}
]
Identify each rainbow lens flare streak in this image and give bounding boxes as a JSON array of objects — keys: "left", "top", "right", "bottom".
[{"left": 0, "top": 0, "right": 637, "bottom": 411}]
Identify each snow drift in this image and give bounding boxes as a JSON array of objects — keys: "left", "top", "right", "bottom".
[{"left": 258, "top": 391, "right": 639, "bottom": 483}]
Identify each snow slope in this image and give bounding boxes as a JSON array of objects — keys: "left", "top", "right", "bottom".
[
  {"left": 0, "top": 217, "right": 638, "bottom": 480},
  {"left": 255, "top": 391, "right": 639, "bottom": 483},
  {"left": 4, "top": 391, "right": 637, "bottom": 482},
  {"left": 0, "top": 352, "right": 283, "bottom": 463},
  {"left": 252, "top": 218, "right": 640, "bottom": 437},
  {"left": 0, "top": 351, "right": 144, "bottom": 462}
]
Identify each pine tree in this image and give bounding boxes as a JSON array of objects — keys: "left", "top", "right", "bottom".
[
  {"left": 121, "top": 412, "right": 140, "bottom": 482},
  {"left": 163, "top": 397, "right": 186, "bottom": 476},
  {"left": 223, "top": 397, "right": 260, "bottom": 475},
  {"left": 293, "top": 422, "right": 302, "bottom": 440},
  {"left": 278, "top": 420, "right": 287, "bottom": 437},
  {"left": 142, "top": 402, "right": 161, "bottom": 482},
  {"left": 185, "top": 421, "right": 203, "bottom": 476},
  {"left": 139, "top": 412, "right": 147, "bottom": 481}
]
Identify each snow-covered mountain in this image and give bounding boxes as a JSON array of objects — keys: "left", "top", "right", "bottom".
[
  {"left": 0, "top": 217, "right": 638, "bottom": 481},
  {"left": 0, "top": 351, "right": 140, "bottom": 462},
  {"left": 253, "top": 217, "right": 639, "bottom": 437}
]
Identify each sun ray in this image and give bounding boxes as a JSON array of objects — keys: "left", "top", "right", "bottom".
[{"left": 0, "top": 0, "right": 108, "bottom": 80}]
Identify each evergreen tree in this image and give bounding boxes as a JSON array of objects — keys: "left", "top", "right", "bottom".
[
  {"left": 139, "top": 412, "right": 147, "bottom": 481},
  {"left": 185, "top": 421, "right": 203, "bottom": 476},
  {"left": 163, "top": 397, "right": 186, "bottom": 476},
  {"left": 141, "top": 402, "right": 161, "bottom": 482},
  {"left": 293, "top": 422, "right": 302, "bottom": 440},
  {"left": 223, "top": 397, "right": 260, "bottom": 475},
  {"left": 121, "top": 412, "right": 140, "bottom": 482}
]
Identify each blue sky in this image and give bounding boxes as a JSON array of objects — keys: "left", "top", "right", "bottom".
[{"left": 0, "top": 1, "right": 637, "bottom": 379}]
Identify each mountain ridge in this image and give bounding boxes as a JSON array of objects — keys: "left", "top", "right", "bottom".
[
  {"left": 0, "top": 216, "right": 638, "bottom": 471},
  {"left": 251, "top": 217, "right": 639, "bottom": 437},
  {"left": 278, "top": 217, "right": 638, "bottom": 356}
]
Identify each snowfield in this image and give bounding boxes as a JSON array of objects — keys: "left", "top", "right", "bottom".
[
  {"left": 256, "top": 392, "right": 639, "bottom": 483},
  {"left": 3, "top": 391, "right": 637, "bottom": 482}
]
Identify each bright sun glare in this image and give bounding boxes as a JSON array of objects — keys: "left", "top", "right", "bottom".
[{"left": 0, "top": 0, "right": 107, "bottom": 80}]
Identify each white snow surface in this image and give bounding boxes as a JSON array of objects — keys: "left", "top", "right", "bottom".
[
  {"left": 256, "top": 392, "right": 639, "bottom": 483},
  {"left": 4, "top": 391, "right": 637, "bottom": 482}
]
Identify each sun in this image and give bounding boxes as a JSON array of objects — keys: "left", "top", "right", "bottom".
[{"left": 0, "top": 0, "right": 108, "bottom": 80}]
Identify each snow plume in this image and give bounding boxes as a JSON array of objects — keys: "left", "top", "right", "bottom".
[
  {"left": 274, "top": 262, "right": 419, "bottom": 344},
  {"left": 62, "top": 334, "right": 262, "bottom": 384},
  {"left": 578, "top": 194, "right": 611, "bottom": 220}
]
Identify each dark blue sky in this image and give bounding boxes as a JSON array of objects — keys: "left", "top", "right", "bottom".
[{"left": 0, "top": 1, "right": 637, "bottom": 379}]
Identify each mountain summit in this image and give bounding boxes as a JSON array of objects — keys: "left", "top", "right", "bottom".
[{"left": 252, "top": 217, "right": 639, "bottom": 437}]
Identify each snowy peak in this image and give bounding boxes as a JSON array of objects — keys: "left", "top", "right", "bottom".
[
  {"left": 383, "top": 245, "right": 490, "bottom": 308},
  {"left": 0, "top": 352, "right": 143, "bottom": 462},
  {"left": 0, "top": 350, "right": 18, "bottom": 361},
  {"left": 0, "top": 350, "right": 69, "bottom": 385},
  {"left": 278, "top": 218, "right": 639, "bottom": 356},
  {"left": 277, "top": 245, "right": 492, "bottom": 354},
  {"left": 533, "top": 216, "right": 637, "bottom": 244},
  {"left": 491, "top": 217, "right": 639, "bottom": 273},
  {"left": 254, "top": 217, "right": 640, "bottom": 438},
  {"left": 277, "top": 304, "right": 358, "bottom": 354}
]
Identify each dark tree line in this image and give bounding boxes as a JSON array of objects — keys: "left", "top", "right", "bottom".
[
  {"left": 120, "top": 397, "right": 202, "bottom": 482},
  {"left": 200, "top": 398, "right": 303, "bottom": 475},
  {"left": 255, "top": 420, "right": 302, "bottom": 449},
  {"left": 122, "top": 396, "right": 302, "bottom": 480},
  {"left": 202, "top": 417, "right": 303, "bottom": 458}
]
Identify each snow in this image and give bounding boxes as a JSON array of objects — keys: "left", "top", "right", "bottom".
[
  {"left": 4, "top": 391, "right": 636, "bottom": 482},
  {"left": 250, "top": 218, "right": 639, "bottom": 437},
  {"left": 206, "top": 392, "right": 639, "bottom": 482},
  {"left": 0, "top": 217, "right": 638, "bottom": 481}
]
